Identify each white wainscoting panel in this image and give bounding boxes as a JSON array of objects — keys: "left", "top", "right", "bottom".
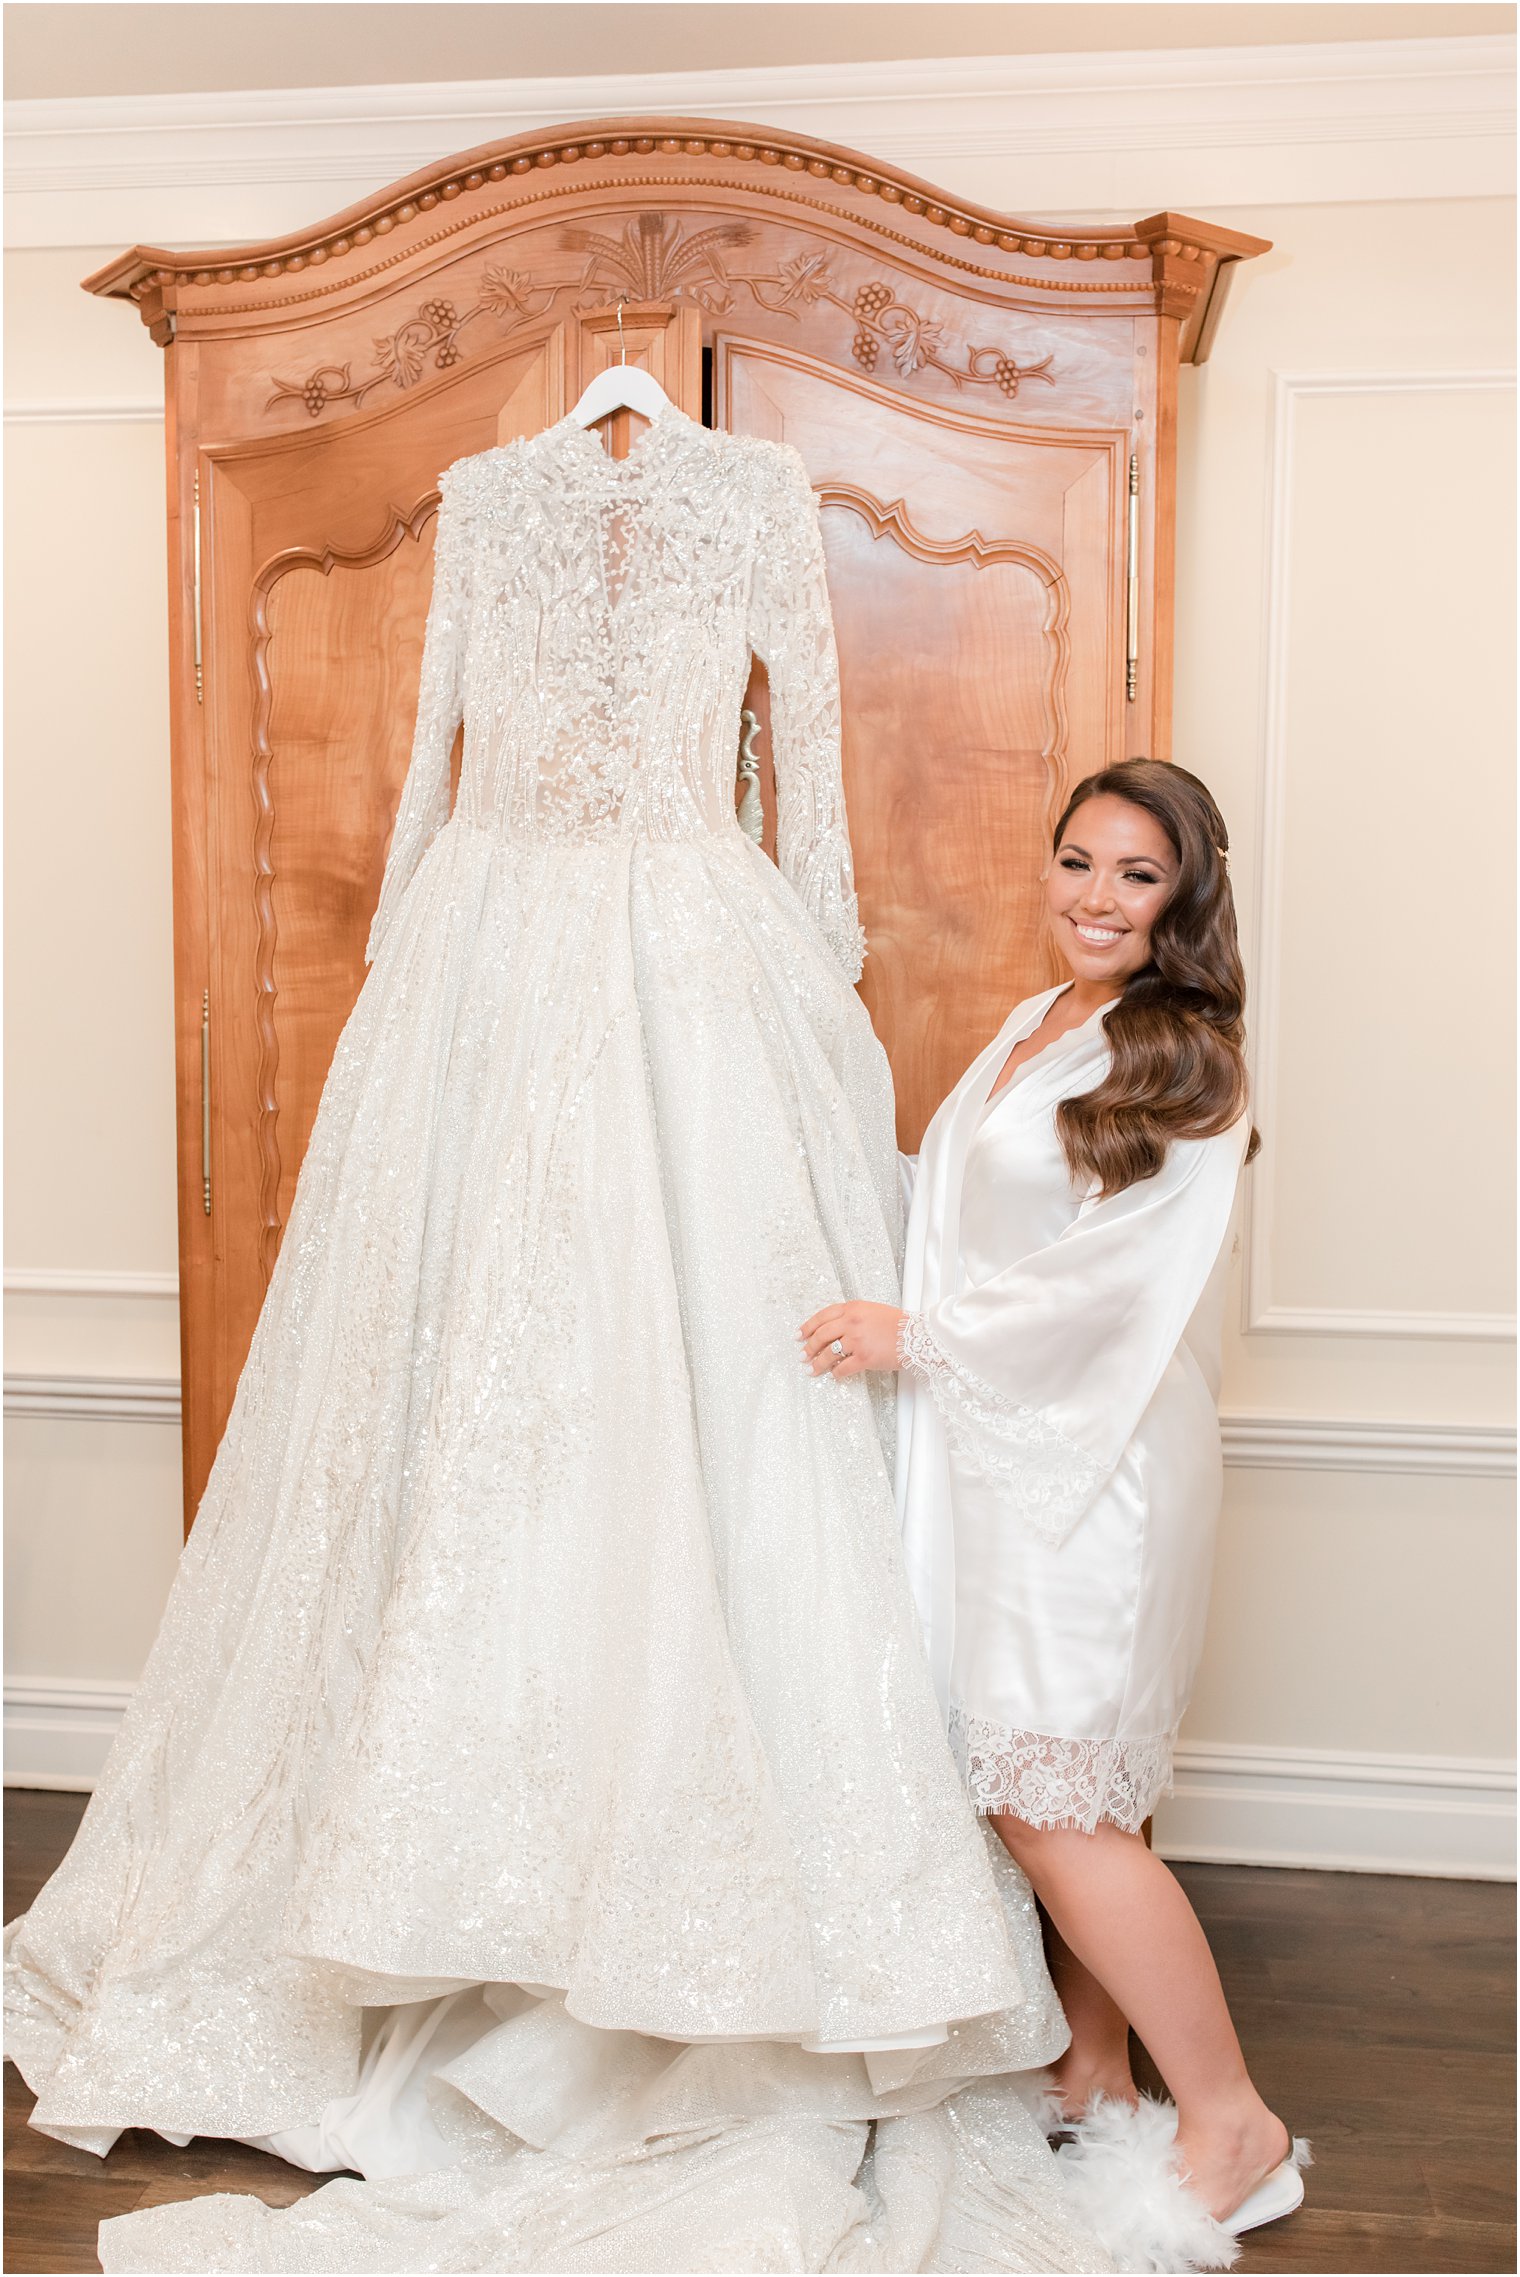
[{"left": 1244, "top": 369, "right": 1517, "bottom": 1343}]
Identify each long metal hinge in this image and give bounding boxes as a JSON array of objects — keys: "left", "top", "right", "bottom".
[
  {"left": 1125, "top": 452, "right": 1140, "bottom": 703},
  {"left": 192, "top": 468, "right": 204, "bottom": 704},
  {"left": 201, "top": 989, "right": 212, "bottom": 1214}
]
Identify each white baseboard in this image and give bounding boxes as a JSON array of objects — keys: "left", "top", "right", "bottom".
[
  {"left": 7, "top": 1681, "right": 1514, "bottom": 1881},
  {"left": 4, "top": 1678, "right": 134, "bottom": 1791},
  {"left": 1156, "top": 1741, "right": 1516, "bottom": 1881}
]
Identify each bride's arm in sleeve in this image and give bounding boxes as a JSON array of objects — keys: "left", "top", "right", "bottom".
[
  {"left": 899, "top": 1116, "right": 1250, "bottom": 1545},
  {"left": 746, "top": 446, "right": 866, "bottom": 984},
  {"left": 363, "top": 466, "right": 471, "bottom": 966}
]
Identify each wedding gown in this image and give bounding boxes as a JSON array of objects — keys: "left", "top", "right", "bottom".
[{"left": 4, "top": 405, "right": 1109, "bottom": 2273}]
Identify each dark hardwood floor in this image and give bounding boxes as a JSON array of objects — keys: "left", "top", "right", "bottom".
[{"left": 5, "top": 1789, "right": 1515, "bottom": 2274}]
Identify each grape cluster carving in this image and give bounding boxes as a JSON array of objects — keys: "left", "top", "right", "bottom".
[{"left": 266, "top": 215, "right": 1057, "bottom": 420}]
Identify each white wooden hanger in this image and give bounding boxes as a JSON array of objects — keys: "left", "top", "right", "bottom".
[{"left": 567, "top": 299, "right": 674, "bottom": 430}]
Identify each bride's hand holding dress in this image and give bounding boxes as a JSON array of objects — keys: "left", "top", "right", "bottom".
[{"left": 799, "top": 1299, "right": 906, "bottom": 1377}]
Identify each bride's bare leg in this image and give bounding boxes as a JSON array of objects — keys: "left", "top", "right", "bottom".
[
  {"left": 993, "top": 1813, "right": 1288, "bottom": 2222},
  {"left": 1041, "top": 1915, "right": 1138, "bottom": 2118}
]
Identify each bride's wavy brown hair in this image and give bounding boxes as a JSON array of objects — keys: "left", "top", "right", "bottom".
[{"left": 1051, "top": 759, "right": 1260, "bottom": 1198}]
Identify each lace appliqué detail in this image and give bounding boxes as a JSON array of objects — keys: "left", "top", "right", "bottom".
[
  {"left": 364, "top": 417, "right": 868, "bottom": 984},
  {"left": 896, "top": 1312, "right": 1105, "bottom": 1542},
  {"left": 949, "top": 1710, "right": 1175, "bottom": 1834}
]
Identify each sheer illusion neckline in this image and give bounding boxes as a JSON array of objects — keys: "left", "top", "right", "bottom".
[{"left": 547, "top": 403, "right": 698, "bottom": 475}]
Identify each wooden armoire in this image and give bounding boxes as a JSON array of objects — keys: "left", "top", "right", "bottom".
[{"left": 83, "top": 118, "right": 1268, "bottom": 1526}]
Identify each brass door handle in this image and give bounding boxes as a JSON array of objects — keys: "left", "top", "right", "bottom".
[{"left": 737, "top": 707, "right": 763, "bottom": 843}]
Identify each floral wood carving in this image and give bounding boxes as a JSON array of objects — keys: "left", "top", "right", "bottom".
[
  {"left": 265, "top": 212, "right": 1055, "bottom": 420},
  {"left": 266, "top": 268, "right": 557, "bottom": 415},
  {"left": 753, "top": 251, "right": 1052, "bottom": 394},
  {"left": 562, "top": 210, "right": 752, "bottom": 309}
]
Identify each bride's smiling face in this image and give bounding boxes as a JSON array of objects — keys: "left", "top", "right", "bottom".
[{"left": 1045, "top": 793, "right": 1177, "bottom": 987}]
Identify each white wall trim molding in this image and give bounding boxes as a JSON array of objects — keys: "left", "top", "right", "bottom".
[
  {"left": 1156, "top": 1740, "right": 1516, "bottom": 1880},
  {"left": 11, "top": 1680, "right": 1510, "bottom": 1878},
  {"left": 3, "top": 400, "right": 162, "bottom": 425},
  {"left": 4, "top": 1373, "right": 181, "bottom": 1424},
  {"left": 4, "top": 1677, "right": 135, "bottom": 1791},
  {"left": 1219, "top": 1413, "right": 1516, "bottom": 1478},
  {"left": 5, "top": 1266, "right": 179, "bottom": 1296},
  {"left": 1244, "top": 1302, "right": 1519, "bottom": 1340},
  {"left": 1244, "top": 367, "right": 1518, "bottom": 1348},
  {"left": 4, "top": 34, "right": 1512, "bottom": 248},
  {"left": 6, "top": 1360, "right": 1510, "bottom": 1475}
]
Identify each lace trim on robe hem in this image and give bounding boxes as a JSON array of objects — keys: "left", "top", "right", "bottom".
[
  {"left": 896, "top": 1312, "right": 1106, "bottom": 1543},
  {"left": 948, "top": 1708, "right": 1175, "bottom": 1836}
]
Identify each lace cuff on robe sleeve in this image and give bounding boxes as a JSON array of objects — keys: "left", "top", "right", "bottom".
[{"left": 896, "top": 1311, "right": 1106, "bottom": 1544}]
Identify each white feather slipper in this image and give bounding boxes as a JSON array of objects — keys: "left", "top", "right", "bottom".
[
  {"left": 1027, "top": 2068, "right": 1076, "bottom": 2139},
  {"left": 1054, "top": 2091, "right": 1311, "bottom": 2273},
  {"left": 1232, "top": 2136, "right": 1313, "bottom": 2234}
]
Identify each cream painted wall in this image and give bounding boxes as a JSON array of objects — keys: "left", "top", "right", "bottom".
[
  {"left": 5, "top": 412, "right": 180, "bottom": 1276},
  {"left": 4, "top": 65, "right": 1514, "bottom": 1870}
]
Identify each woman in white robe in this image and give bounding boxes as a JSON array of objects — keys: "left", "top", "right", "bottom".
[{"left": 802, "top": 760, "right": 1308, "bottom": 2271}]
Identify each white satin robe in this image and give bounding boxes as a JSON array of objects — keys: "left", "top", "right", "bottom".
[{"left": 895, "top": 984, "right": 1250, "bottom": 1834}]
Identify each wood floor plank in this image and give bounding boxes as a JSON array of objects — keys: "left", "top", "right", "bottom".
[
  {"left": 126, "top": 2173, "right": 330, "bottom": 2211},
  {"left": 1236, "top": 2207, "right": 1518, "bottom": 2276},
  {"left": 3, "top": 2177, "right": 148, "bottom": 2277},
  {"left": 4, "top": 1799, "right": 1515, "bottom": 2274}
]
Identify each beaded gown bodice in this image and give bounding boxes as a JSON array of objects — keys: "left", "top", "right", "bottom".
[{"left": 365, "top": 404, "right": 864, "bottom": 976}]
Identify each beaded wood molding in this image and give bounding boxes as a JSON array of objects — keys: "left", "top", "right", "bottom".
[{"left": 80, "top": 113, "right": 1270, "bottom": 363}]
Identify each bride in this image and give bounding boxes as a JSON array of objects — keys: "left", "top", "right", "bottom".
[{"left": 4, "top": 403, "right": 1110, "bottom": 2272}]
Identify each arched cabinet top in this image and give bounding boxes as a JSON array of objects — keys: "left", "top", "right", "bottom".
[{"left": 81, "top": 112, "right": 1269, "bottom": 363}]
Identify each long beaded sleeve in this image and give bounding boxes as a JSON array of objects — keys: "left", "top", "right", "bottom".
[
  {"left": 747, "top": 446, "right": 867, "bottom": 983},
  {"left": 363, "top": 469, "right": 470, "bottom": 966}
]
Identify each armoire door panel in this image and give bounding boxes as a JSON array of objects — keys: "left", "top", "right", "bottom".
[
  {"left": 199, "top": 328, "right": 573, "bottom": 1434},
  {"left": 258, "top": 534, "right": 459, "bottom": 1243},
  {"left": 720, "top": 342, "right": 1124, "bottom": 1146}
]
